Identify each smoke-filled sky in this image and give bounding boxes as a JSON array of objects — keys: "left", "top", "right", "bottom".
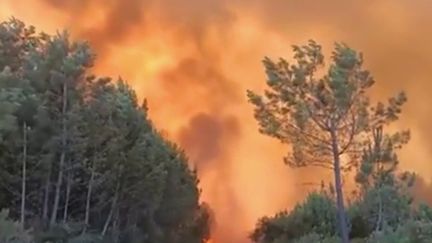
[{"left": 2, "top": 1, "right": 432, "bottom": 242}]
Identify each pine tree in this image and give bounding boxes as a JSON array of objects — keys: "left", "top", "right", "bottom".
[
  {"left": 247, "top": 40, "right": 407, "bottom": 242},
  {"left": 0, "top": 16, "right": 210, "bottom": 242},
  {"left": 355, "top": 126, "right": 413, "bottom": 232}
]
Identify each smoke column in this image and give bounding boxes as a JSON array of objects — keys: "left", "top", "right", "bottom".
[{"left": 2, "top": 1, "right": 432, "bottom": 242}]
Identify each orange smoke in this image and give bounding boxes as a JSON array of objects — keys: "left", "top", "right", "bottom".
[{"left": 2, "top": 1, "right": 432, "bottom": 242}]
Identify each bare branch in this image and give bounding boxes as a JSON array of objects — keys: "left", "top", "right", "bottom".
[
  {"left": 0, "top": 179, "right": 20, "bottom": 197},
  {"left": 281, "top": 120, "right": 332, "bottom": 150},
  {"left": 309, "top": 162, "right": 334, "bottom": 170},
  {"left": 339, "top": 112, "right": 357, "bottom": 155},
  {"left": 303, "top": 92, "right": 331, "bottom": 131}
]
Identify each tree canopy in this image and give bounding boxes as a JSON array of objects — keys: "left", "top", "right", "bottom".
[
  {"left": 248, "top": 40, "right": 431, "bottom": 243},
  {"left": 0, "top": 18, "right": 210, "bottom": 243}
]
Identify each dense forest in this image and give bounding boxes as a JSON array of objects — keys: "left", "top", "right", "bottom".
[
  {"left": 1, "top": 17, "right": 432, "bottom": 243},
  {"left": 0, "top": 18, "right": 210, "bottom": 243}
]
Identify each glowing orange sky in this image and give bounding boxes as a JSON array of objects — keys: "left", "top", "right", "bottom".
[{"left": 2, "top": 1, "right": 432, "bottom": 242}]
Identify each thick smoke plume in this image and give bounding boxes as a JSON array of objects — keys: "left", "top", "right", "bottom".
[{"left": 2, "top": 1, "right": 432, "bottom": 242}]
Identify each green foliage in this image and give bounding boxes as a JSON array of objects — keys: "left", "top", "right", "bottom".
[
  {"left": 0, "top": 209, "right": 32, "bottom": 243},
  {"left": 247, "top": 40, "right": 406, "bottom": 171},
  {"left": 251, "top": 185, "right": 429, "bottom": 243},
  {"left": 0, "top": 67, "right": 24, "bottom": 140},
  {"left": 251, "top": 192, "right": 337, "bottom": 243},
  {"left": 365, "top": 219, "right": 432, "bottom": 243},
  {"left": 414, "top": 203, "right": 432, "bottom": 221},
  {"left": 248, "top": 40, "right": 414, "bottom": 243},
  {"left": 352, "top": 123, "right": 414, "bottom": 233},
  {"left": 67, "top": 234, "right": 101, "bottom": 243},
  {"left": 292, "top": 233, "right": 340, "bottom": 243},
  {"left": 292, "top": 232, "right": 321, "bottom": 243},
  {"left": 248, "top": 39, "right": 409, "bottom": 243},
  {"left": 0, "top": 17, "right": 209, "bottom": 243},
  {"left": 358, "top": 182, "right": 411, "bottom": 230}
]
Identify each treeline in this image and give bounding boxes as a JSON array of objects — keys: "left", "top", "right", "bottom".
[
  {"left": 0, "top": 18, "right": 210, "bottom": 243},
  {"left": 247, "top": 41, "right": 432, "bottom": 242}
]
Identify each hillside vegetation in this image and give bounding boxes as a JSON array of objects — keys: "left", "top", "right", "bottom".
[{"left": 0, "top": 18, "right": 210, "bottom": 243}]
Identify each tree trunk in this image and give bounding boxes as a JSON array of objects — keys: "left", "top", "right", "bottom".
[
  {"left": 63, "top": 166, "right": 71, "bottom": 223},
  {"left": 83, "top": 162, "right": 95, "bottom": 233},
  {"left": 20, "top": 122, "right": 27, "bottom": 230},
  {"left": 42, "top": 164, "right": 51, "bottom": 226},
  {"left": 375, "top": 187, "right": 383, "bottom": 232},
  {"left": 113, "top": 207, "right": 120, "bottom": 243},
  {"left": 330, "top": 129, "right": 350, "bottom": 243},
  {"left": 50, "top": 80, "right": 68, "bottom": 227},
  {"left": 148, "top": 214, "right": 163, "bottom": 242},
  {"left": 102, "top": 182, "right": 119, "bottom": 236}
]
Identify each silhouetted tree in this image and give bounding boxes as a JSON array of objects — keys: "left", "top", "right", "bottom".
[
  {"left": 0, "top": 17, "right": 210, "bottom": 243},
  {"left": 248, "top": 40, "right": 407, "bottom": 242}
]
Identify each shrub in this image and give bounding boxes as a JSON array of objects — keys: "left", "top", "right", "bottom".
[{"left": 0, "top": 209, "right": 32, "bottom": 243}]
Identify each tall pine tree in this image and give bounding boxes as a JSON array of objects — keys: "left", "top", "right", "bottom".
[{"left": 247, "top": 40, "right": 407, "bottom": 242}]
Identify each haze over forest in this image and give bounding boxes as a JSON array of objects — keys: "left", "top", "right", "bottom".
[{"left": 1, "top": 1, "right": 432, "bottom": 243}]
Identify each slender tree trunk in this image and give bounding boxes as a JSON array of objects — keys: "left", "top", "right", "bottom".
[
  {"left": 330, "top": 129, "right": 350, "bottom": 243},
  {"left": 375, "top": 187, "right": 383, "bottom": 232},
  {"left": 102, "top": 182, "right": 119, "bottom": 236},
  {"left": 63, "top": 167, "right": 71, "bottom": 223},
  {"left": 42, "top": 164, "right": 51, "bottom": 226},
  {"left": 20, "top": 122, "right": 27, "bottom": 230},
  {"left": 113, "top": 187, "right": 125, "bottom": 243},
  {"left": 50, "top": 80, "right": 68, "bottom": 227},
  {"left": 148, "top": 213, "right": 163, "bottom": 241},
  {"left": 50, "top": 150, "right": 65, "bottom": 226},
  {"left": 113, "top": 207, "right": 120, "bottom": 243},
  {"left": 83, "top": 162, "right": 95, "bottom": 233}
]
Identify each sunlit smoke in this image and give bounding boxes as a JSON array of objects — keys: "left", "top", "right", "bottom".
[{"left": 2, "top": 1, "right": 432, "bottom": 242}]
